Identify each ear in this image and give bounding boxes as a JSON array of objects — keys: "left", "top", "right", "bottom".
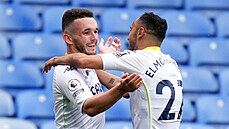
[
  {"left": 63, "top": 34, "right": 73, "bottom": 45},
  {"left": 137, "top": 27, "right": 145, "bottom": 38}
]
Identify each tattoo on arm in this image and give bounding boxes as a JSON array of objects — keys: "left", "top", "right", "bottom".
[{"left": 108, "top": 78, "right": 115, "bottom": 85}]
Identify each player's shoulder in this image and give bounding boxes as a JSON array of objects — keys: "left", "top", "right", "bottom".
[{"left": 54, "top": 65, "right": 79, "bottom": 75}]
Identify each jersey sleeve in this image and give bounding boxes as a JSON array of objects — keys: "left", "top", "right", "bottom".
[
  {"left": 55, "top": 66, "right": 93, "bottom": 113},
  {"left": 99, "top": 50, "right": 145, "bottom": 74}
]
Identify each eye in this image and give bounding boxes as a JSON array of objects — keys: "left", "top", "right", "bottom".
[{"left": 84, "top": 31, "right": 89, "bottom": 35}]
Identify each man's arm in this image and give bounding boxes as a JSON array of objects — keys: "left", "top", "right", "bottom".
[
  {"left": 42, "top": 53, "right": 102, "bottom": 73},
  {"left": 96, "top": 70, "right": 120, "bottom": 89},
  {"left": 82, "top": 73, "right": 141, "bottom": 116},
  {"left": 42, "top": 36, "right": 120, "bottom": 73},
  {"left": 96, "top": 70, "right": 130, "bottom": 98}
]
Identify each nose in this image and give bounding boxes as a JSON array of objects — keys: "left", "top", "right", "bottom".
[{"left": 90, "top": 32, "right": 97, "bottom": 41}]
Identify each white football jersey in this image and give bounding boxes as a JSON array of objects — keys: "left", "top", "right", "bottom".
[
  {"left": 53, "top": 65, "right": 105, "bottom": 129},
  {"left": 100, "top": 47, "right": 183, "bottom": 129}
]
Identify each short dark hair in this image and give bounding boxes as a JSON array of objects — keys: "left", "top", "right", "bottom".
[
  {"left": 62, "top": 8, "right": 94, "bottom": 34},
  {"left": 138, "top": 12, "right": 167, "bottom": 42}
]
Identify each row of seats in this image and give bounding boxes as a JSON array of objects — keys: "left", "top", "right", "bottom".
[
  {"left": 1, "top": 32, "right": 229, "bottom": 71},
  {"left": 1, "top": 66, "right": 229, "bottom": 117},
  {"left": 0, "top": 4, "right": 229, "bottom": 37},
  {"left": 1, "top": 59, "right": 229, "bottom": 97},
  {"left": 1, "top": 90, "right": 229, "bottom": 128},
  {"left": 1, "top": 1, "right": 229, "bottom": 129},
  {"left": 2, "top": 0, "right": 229, "bottom": 10},
  {"left": 2, "top": 117, "right": 229, "bottom": 129}
]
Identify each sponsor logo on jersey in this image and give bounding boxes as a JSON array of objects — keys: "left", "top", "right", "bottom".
[
  {"left": 90, "top": 83, "right": 103, "bottom": 95},
  {"left": 64, "top": 66, "right": 74, "bottom": 73},
  {"left": 68, "top": 79, "right": 85, "bottom": 98},
  {"left": 68, "top": 79, "right": 81, "bottom": 91},
  {"left": 113, "top": 51, "right": 130, "bottom": 58},
  {"left": 86, "top": 70, "right": 89, "bottom": 76},
  {"left": 73, "top": 89, "right": 84, "bottom": 99}
]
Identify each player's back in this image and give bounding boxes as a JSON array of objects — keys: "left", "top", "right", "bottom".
[
  {"left": 100, "top": 48, "right": 183, "bottom": 129},
  {"left": 129, "top": 49, "right": 183, "bottom": 129}
]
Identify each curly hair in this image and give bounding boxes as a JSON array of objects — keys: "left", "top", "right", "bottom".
[
  {"left": 138, "top": 12, "right": 167, "bottom": 42},
  {"left": 62, "top": 8, "right": 94, "bottom": 34}
]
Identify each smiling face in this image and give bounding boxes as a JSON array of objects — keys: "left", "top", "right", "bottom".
[{"left": 68, "top": 17, "right": 99, "bottom": 55}]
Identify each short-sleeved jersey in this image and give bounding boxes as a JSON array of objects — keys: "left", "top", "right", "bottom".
[
  {"left": 100, "top": 47, "right": 183, "bottom": 129},
  {"left": 53, "top": 65, "right": 105, "bottom": 129}
]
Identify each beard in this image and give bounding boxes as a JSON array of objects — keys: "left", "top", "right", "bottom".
[
  {"left": 128, "top": 33, "right": 138, "bottom": 50},
  {"left": 73, "top": 38, "right": 96, "bottom": 55}
]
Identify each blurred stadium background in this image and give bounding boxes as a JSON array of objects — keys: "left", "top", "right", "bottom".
[{"left": 0, "top": 0, "right": 229, "bottom": 129}]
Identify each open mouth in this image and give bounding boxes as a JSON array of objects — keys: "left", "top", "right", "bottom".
[{"left": 88, "top": 43, "right": 96, "bottom": 48}]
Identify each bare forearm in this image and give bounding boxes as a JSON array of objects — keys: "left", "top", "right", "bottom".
[
  {"left": 42, "top": 53, "right": 104, "bottom": 73},
  {"left": 82, "top": 73, "right": 142, "bottom": 116},
  {"left": 96, "top": 70, "right": 120, "bottom": 89},
  {"left": 54, "top": 53, "right": 103, "bottom": 69},
  {"left": 82, "top": 84, "right": 125, "bottom": 116},
  {"left": 96, "top": 70, "right": 130, "bottom": 98}
]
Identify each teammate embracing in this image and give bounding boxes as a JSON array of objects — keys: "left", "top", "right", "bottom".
[{"left": 43, "top": 12, "right": 183, "bottom": 129}]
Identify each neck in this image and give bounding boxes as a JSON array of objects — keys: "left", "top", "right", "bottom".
[
  {"left": 67, "top": 47, "right": 79, "bottom": 54},
  {"left": 137, "top": 34, "right": 161, "bottom": 50},
  {"left": 137, "top": 40, "right": 161, "bottom": 50}
]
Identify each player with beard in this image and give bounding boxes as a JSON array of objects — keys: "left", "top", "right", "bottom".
[
  {"left": 48, "top": 8, "right": 142, "bottom": 129},
  {"left": 43, "top": 12, "right": 183, "bottom": 129}
]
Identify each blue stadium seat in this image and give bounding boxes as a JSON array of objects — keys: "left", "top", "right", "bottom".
[
  {"left": 12, "top": 33, "right": 66, "bottom": 60},
  {"left": 179, "top": 67, "right": 218, "bottom": 93},
  {"left": 180, "top": 123, "right": 216, "bottom": 129},
  {"left": 14, "top": 0, "right": 69, "bottom": 5},
  {"left": 159, "top": 11, "right": 214, "bottom": 37},
  {"left": 0, "top": 117, "right": 37, "bottom": 129},
  {"left": 16, "top": 90, "right": 55, "bottom": 126},
  {"left": 43, "top": 68, "right": 54, "bottom": 92},
  {"left": 182, "top": 98, "right": 195, "bottom": 122},
  {"left": 101, "top": 8, "right": 144, "bottom": 34},
  {"left": 189, "top": 38, "right": 229, "bottom": 73},
  {"left": 218, "top": 69, "right": 229, "bottom": 96},
  {"left": 105, "top": 70, "right": 123, "bottom": 77},
  {"left": 161, "top": 38, "right": 188, "bottom": 64},
  {"left": 196, "top": 95, "right": 229, "bottom": 124},
  {"left": 0, "top": 0, "right": 10, "bottom": 2},
  {"left": 0, "top": 4, "right": 40, "bottom": 31},
  {"left": 0, "top": 60, "right": 43, "bottom": 96},
  {"left": 185, "top": 0, "right": 229, "bottom": 10},
  {"left": 72, "top": 0, "right": 125, "bottom": 7},
  {"left": 40, "top": 120, "right": 56, "bottom": 129},
  {"left": 127, "top": 0, "right": 182, "bottom": 9},
  {"left": 215, "top": 12, "right": 229, "bottom": 38},
  {"left": 225, "top": 126, "right": 229, "bottom": 129},
  {"left": 0, "top": 90, "right": 14, "bottom": 117},
  {"left": 43, "top": 6, "right": 72, "bottom": 33},
  {"left": 105, "top": 121, "right": 132, "bottom": 129},
  {"left": 0, "top": 34, "right": 10, "bottom": 58},
  {"left": 105, "top": 98, "right": 131, "bottom": 121}
]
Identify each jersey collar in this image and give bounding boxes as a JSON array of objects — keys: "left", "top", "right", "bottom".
[{"left": 143, "top": 46, "right": 161, "bottom": 51}]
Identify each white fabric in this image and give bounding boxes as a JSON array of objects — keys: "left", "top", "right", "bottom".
[
  {"left": 53, "top": 65, "right": 105, "bottom": 129},
  {"left": 100, "top": 49, "right": 183, "bottom": 129}
]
